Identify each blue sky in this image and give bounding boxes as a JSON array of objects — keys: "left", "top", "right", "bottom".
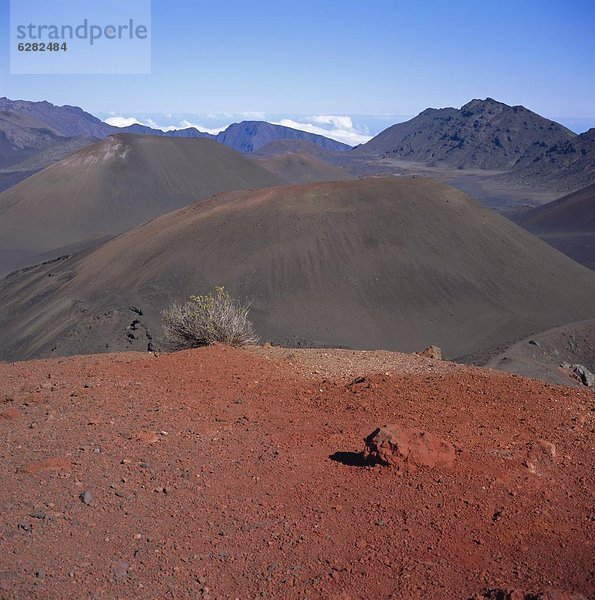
[{"left": 1, "top": 0, "right": 595, "bottom": 141}]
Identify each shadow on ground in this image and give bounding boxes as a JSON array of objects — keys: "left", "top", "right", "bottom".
[{"left": 329, "top": 451, "right": 373, "bottom": 467}]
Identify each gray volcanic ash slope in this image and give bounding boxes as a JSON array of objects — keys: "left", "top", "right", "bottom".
[
  {"left": 0, "top": 134, "right": 284, "bottom": 275},
  {"left": 511, "top": 182, "right": 595, "bottom": 270},
  {"left": 516, "top": 182, "right": 595, "bottom": 234},
  {"left": 1, "top": 177, "right": 594, "bottom": 361},
  {"left": 254, "top": 151, "right": 354, "bottom": 184}
]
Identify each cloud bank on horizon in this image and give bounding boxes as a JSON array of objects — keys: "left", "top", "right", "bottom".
[
  {"left": 273, "top": 116, "right": 371, "bottom": 146},
  {"left": 105, "top": 115, "right": 228, "bottom": 136},
  {"left": 104, "top": 113, "right": 374, "bottom": 145}
]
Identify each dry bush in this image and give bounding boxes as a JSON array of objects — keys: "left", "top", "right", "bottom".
[{"left": 161, "top": 287, "right": 259, "bottom": 350}]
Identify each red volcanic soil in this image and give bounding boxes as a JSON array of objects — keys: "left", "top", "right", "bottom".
[{"left": 0, "top": 345, "right": 593, "bottom": 599}]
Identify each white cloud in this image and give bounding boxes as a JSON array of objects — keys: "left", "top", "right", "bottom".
[
  {"left": 104, "top": 115, "right": 225, "bottom": 136},
  {"left": 105, "top": 116, "right": 144, "bottom": 128},
  {"left": 273, "top": 116, "right": 372, "bottom": 146},
  {"left": 177, "top": 120, "right": 227, "bottom": 135},
  {"left": 310, "top": 115, "right": 355, "bottom": 130},
  {"left": 145, "top": 118, "right": 169, "bottom": 130}
]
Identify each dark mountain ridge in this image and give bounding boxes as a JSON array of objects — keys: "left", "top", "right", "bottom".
[
  {"left": 501, "top": 127, "right": 595, "bottom": 191},
  {"left": 358, "top": 98, "right": 577, "bottom": 169},
  {"left": 0, "top": 97, "right": 350, "bottom": 173},
  {"left": 0, "top": 97, "right": 110, "bottom": 139},
  {"left": 357, "top": 98, "right": 594, "bottom": 191}
]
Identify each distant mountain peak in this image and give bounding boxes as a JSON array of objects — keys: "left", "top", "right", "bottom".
[
  {"left": 418, "top": 107, "right": 440, "bottom": 116},
  {"left": 465, "top": 96, "right": 500, "bottom": 106},
  {"left": 359, "top": 98, "right": 584, "bottom": 184},
  {"left": 460, "top": 97, "right": 514, "bottom": 115},
  {"left": 215, "top": 120, "right": 351, "bottom": 153}
]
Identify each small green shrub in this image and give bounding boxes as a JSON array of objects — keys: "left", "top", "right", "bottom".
[{"left": 161, "top": 287, "right": 259, "bottom": 350}]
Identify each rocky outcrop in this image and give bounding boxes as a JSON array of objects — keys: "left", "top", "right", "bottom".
[{"left": 418, "top": 345, "right": 442, "bottom": 359}]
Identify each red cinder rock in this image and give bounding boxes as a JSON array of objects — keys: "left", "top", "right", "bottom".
[
  {"left": 363, "top": 425, "right": 455, "bottom": 470},
  {"left": 523, "top": 439, "right": 557, "bottom": 475}
]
